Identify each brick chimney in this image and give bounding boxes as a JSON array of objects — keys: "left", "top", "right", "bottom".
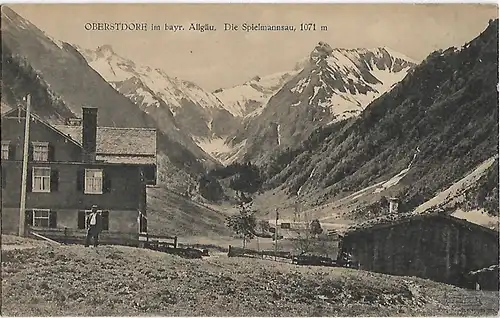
[{"left": 82, "top": 107, "right": 98, "bottom": 162}]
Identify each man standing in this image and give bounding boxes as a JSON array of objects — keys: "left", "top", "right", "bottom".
[{"left": 85, "top": 205, "right": 102, "bottom": 247}]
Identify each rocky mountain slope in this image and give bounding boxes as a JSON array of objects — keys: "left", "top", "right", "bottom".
[
  {"left": 213, "top": 65, "right": 304, "bottom": 118},
  {"left": 76, "top": 45, "right": 240, "bottom": 161},
  {"left": 226, "top": 43, "right": 416, "bottom": 163},
  {"left": 259, "top": 19, "right": 499, "bottom": 222},
  {"left": 1, "top": 6, "right": 212, "bottom": 185}
]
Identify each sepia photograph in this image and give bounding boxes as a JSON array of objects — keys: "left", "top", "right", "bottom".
[{"left": 0, "top": 2, "right": 499, "bottom": 316}]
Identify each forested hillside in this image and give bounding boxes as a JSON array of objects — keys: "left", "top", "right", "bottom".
[{"left": 261, "top": 19, "right": 499, "bottom": 215}]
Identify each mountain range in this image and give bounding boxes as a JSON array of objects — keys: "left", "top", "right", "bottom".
[
  {"left": 256, "top": 19, "right": 498, "bottom": 225},
  {"left": 76, "top": 45, "right": 241, "bottom": 163},
  {"left": 225, "top": 43, "right": 417, "bottom": 163},
  {"left": 1, "top": 6, "right": 497, "bottom": 226},
  {"left": 76, "top": 39, "right": 416, "bottom": 165}
]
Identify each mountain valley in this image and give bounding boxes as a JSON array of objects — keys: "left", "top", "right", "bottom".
[{"left": 1, "top": 6, "right": 498, "bottom": 235}]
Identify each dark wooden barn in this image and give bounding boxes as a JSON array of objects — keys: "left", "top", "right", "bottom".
[{"left": 338, "top": 212, "right": 499, "bottom": 290}]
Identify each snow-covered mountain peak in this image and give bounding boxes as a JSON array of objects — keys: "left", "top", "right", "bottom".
[
  {"left": 95, "top": 44, "right": 116, "bottom": 57},
  {"left": 310, "top": 41, "right": 334, "bottom": 63},
  {"left": 306, "top": 42, "right": 416, "bottom": 75},
  {"left": 74, "top": 44, "right": 243, "bottom": 163},
  {"left": 379, "top": 46, "right": 418, "bottom": 64},
  {"left": 77, "top": 45, "right": 229, "bottom": 111},
  {"left": 223, "top": 44, "right": 417, "bottom": 163},
  {"left": 214, "top": 69, "right": 302, "bottom": 118}
]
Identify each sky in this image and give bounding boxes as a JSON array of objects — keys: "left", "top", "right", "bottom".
[{"left": 7, "top": 3, "right": 499, "bottom": 91}]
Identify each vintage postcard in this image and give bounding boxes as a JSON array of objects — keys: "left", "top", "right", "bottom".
[{"left": 1, "top": 2, "right": 499, "bottom": 317}]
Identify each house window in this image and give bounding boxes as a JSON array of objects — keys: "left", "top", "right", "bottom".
[
  {"left": 32, "top": 167, "right": 51, "bottom": 192},
  {"left": 32, "top": 142, "right": 49, "bottom": 161},
  {"left": 1, "top": 142, "right": 9, "bottom": 160},
  {"left": 33, "top": 209, "right": 50, "bottom": 227},
  {"left": 85, "top": 169, "right": 103, "bottom": 194},
  {"left": 77, "top": 210, "right": 109, "bottom": 230},
  {"left": 31, "top": 209, "right": 57, "bottom": 228}
]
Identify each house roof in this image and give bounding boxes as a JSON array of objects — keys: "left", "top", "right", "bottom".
[
  {"left": 344, "top": 211, "right": 499, "bottom": 237},
  {"left": 1, "top": 102, "right": 13, "bottom": 115},
  {"left": 53, "top": 125, "right": 157, "bottom": 157},
  {"left": 468, "top": 264, "right": 499, "bottom": 276},
  {"left": 2, "top": 106, "right": 156, "bottom": 165},
  {"left": 2, "top": 106, "right": 82, "bottom": 148},
  {"left": 96, "top": 154, "right": 155, "bottom": 165}
]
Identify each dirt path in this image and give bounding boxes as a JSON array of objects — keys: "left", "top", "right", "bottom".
[{"left": 205, "top": 251, "right": 227, "bottom": 259}]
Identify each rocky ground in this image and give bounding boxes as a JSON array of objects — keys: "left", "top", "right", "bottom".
[{"left": 2, "top": 235, "right": 498, "bottom": 316}]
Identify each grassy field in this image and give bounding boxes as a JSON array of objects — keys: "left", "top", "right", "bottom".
[
  {"left": 147, "top": 186, "right": 232, "bottom": 239},
  {"left": 2, "top": 236, "right": 498, "bottom": 316}
]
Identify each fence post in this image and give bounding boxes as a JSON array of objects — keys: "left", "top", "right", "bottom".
[
  {"left": 228, "top": 245, "right": 232, "bottom": 257},
  {"left": 174, "top": 236, "right": 178, "bottom": 249},
  {"left": 64, "top": 227, "right": 68, "bottom": 245}
]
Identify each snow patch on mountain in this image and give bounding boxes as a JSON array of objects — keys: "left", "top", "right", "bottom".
[
  {"left": 291, "top": 77, "right": 310, "bottom": 94},
  {"left": 327, "top": 65, "right": 411, "bottom": 119},
  {"left": 225, "top": 43, "right": 417, "bottom": 163},
  {"left": 78, "top": 45, "right": 229, "bottom": 114},
  {"left": 76, "top": 44, "right": 244, "bottom": 165},
  {"left": 125, "top": 87, "right": 160, "bottom": 111},
  {"left": 299, "top": 46, "right": 416, "bottom": 123},
  {"left": 193, "top": 137, "right": 233, "bottom": 158},
  {"left": 276, "top": 124, "right": 281, "bottom": 146},
  {"left": 414, "top": 155, "right": 498, "bottom": 214},
  {"left": 380, "top": 46, "right": 417, "bottom": 64},
  {"left": 215, "top": 69, "right": 302, "bottom": 117}
]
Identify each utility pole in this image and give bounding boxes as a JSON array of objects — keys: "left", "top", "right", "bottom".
[
  {"left": 274, "top": 208, "right": 279, "bottom": 261},
  {"left": 19, "top": 94, "right": 31, "bottom": 237}
]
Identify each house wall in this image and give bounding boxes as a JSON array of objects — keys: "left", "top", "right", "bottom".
[
  {"left": 1, "top": 117, "right": 82, "bottom": 162},
  {"left": 1, "top": 208, "right": 138, "bottom": 235},
  {"left": 1, "top": 111, "right": 152, "bottom": 237},
  {"left": 340, "top": 216, "right": 499, "bottom": 289},
  {"left": 1, "top": 161, "right": 142, "bottom": 233}
]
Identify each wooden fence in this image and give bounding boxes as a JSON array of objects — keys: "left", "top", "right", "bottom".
[
  {"left": 29, "top": 227, "right": 177, "bottom": 249},
  {"left": 227, "top": 245, "right": 360, "bottom": 268},
  {"left": 138, "top": 232, "right": 178, "bottom": 249},
  {"left": 227, "top": 245, "right": 292, "bottom": 259},
  {"left": 26, "top": 227, "right": 209, "bottom": 258}
]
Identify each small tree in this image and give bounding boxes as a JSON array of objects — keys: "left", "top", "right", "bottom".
[
  {"left": 291, "top": 200, "right": 314, "bottom": 254},
  {"left": 259, "top": 220, "right": 270, "bottom": 233},
  {"left": 310, "top": 219, "right": 323, "bottom": 237},
  {"left": 225, "top": 193, "right": 257, "bottom": 248}
]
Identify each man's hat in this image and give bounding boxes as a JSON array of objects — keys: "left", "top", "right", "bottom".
[{"left": 91, "top": 204, "right": 98, "bottom": 209}]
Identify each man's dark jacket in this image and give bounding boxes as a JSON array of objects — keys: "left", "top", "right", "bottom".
[{"left": 87, "top": 213, "right": 103, "bottom": 232}]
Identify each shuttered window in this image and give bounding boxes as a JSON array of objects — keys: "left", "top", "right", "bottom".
[
  {"left": 84, "top": 169, "right": 103, "bottom": 194},
  {"left": 31, "top": 209, "right": 57, "bottom": 228},
  {"left": 101, "top": 211, "right": 109, "bottom": 231},
  {"left": 77, "top": 210, "right": 86, "bottom": 229},
  {"left": 29, "top": 167, "right": 58, "bottom": 193},
  {"left": 1, "top": 141, "right": 9, "bottom": 160},
  {"left": 32, "top": 167, "right": 51, "bottom": 193},
  {"left": 80, "top": 168, "right": 111, "bottom": 194},
  {"left": 139, "top": 212, "right": 147, "bottom": 233},
  {"left": 32, "top": 142, "right": 49, "bottom": 162}
]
